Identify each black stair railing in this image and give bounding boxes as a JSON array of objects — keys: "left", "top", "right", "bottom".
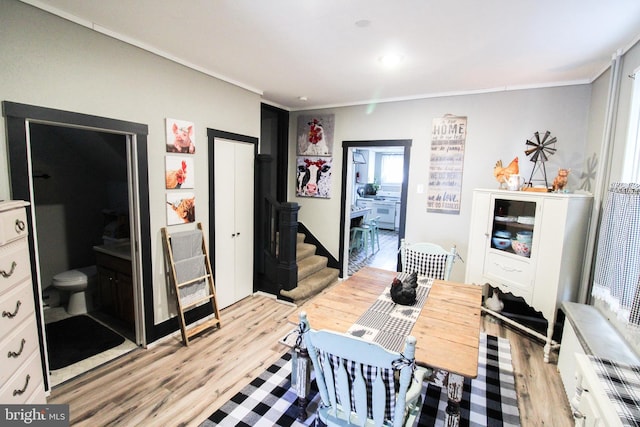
[{"left": 263, "top": 195, "right": 299, "bottom": 293}]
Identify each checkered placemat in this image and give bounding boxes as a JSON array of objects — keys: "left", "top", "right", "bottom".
[
  {"left": 588, "top": 356, "right": 640, "bottom": 427},
  {"left": 346, "top": 274, "right": 433, "bottom": 352}
]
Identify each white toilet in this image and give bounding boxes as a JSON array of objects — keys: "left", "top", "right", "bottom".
[{"left": 52, "top": 265, "right": 98, "bottom": 315}]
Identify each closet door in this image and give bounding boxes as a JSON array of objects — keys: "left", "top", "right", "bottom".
[{"left": 214, "top": 138, "right": 254, "bottom": 309}]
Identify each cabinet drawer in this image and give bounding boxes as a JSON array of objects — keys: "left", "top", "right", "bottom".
[
  {"left": 484, "top": 251, "right": 533, "bottom": 296},
  {"left": 0, "top": 281, "right": 36, "bottom": 342},
  {"left": 0, "top": 318, "right": 40, "bottom": 386},
  {"left": 0, "top": 206, "right": 28, "bottom": 246},
  {"left": 0, "top": 240, "right": 32, "bottom": 295},
  {"left": 0, "top": 351, "right": 44, "bottom": 404}
]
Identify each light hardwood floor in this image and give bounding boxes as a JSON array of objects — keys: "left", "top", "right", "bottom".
[{"left": 48, "top": 292, "right": 574, "bottom": 426}]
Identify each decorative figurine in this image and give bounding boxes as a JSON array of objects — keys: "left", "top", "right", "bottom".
[
  {"left": 552, "top": 168, "right": 570, "bottom": 192},
  {"left": 525, "top": 131, "right": 557, "bottom": 188},
  {"left": 390, "top": 272, "right": 418, "bottom": 305},
  {"left": 494, "top": 157, "right": 519, "bottom": 189}
]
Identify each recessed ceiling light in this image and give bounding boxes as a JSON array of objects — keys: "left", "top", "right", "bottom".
[
  {"left": 298, "top": 96, "right": 308, "bottom": 101},
  {"left": 355, "top": 19, "right": 371, "bottom": 28},
  {"left": 378, "top": 53, "right": 404, "bottom": 68}
]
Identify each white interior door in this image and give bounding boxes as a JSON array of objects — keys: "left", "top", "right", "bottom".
[
  {"left": 214, "top": 138, "right": 254, "bottom": 308},
  {"left": 233, "top": 142, "right": 254, "bottom": 302}
]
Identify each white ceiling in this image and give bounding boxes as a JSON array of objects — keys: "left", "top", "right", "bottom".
[{"left": 23, "top": 0, "right": 640, "bottom": 111}]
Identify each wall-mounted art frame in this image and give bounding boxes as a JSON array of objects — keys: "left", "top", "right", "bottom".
[
  {"left": 296, "top": 156, "right": 332, "bottom": 198},
  {"left": 427, "top": 115, "right": 467, "bottom": 214},
  {"left": 297, "top": 114, "right": 334, "bottom": 156},
  {"left": 165, "top": 156, "right": 194, "bottom": 189},
  {"left": 167, "top": 192, "right": 195, "bottom": 225},
  {"left": 166, "top": 118, "right": 195, "bottom": 154}
]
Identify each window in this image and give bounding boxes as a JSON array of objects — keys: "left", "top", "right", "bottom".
[
  {"left": 622, "top": 68, "right": 640, "bottom": 183},
  {"left": 380, "top": 154, "right": 404, "bottom": 184}
]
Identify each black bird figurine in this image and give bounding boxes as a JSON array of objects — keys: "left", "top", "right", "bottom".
[{"left": 390, "top": 272, "right": 418, "bottom": 305}]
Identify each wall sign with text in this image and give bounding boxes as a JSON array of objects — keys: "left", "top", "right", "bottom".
[{"left": 427, "top": 116, "right": 467, "bottom": 214}]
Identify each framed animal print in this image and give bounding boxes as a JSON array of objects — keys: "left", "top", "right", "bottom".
[
  {"left": 296, "top": 114, "right": 334, "bottom": 156},
  {"left": 165, "top": 156, "right": 194, "bottom": 189},
  {"left": 167, "top": 192, "right": 196, "bottom": 225},
  {"left": 166, "top": 118, "right": 196, "bottom": 154},
  {"left": 296, "top": 156, "right": 332, "bottom": 198}
]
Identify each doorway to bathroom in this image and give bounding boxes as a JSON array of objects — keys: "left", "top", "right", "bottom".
[
  {"left": 29, "top": 123, "right": 139, "bottom": 386},
  {"left": 3, "top": 102, "right": 152, "bottom": 391}
]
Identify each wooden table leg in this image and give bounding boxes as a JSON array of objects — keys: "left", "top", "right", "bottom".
[{"left": 445, "top": 372, "right": 464, "bottom": 427}]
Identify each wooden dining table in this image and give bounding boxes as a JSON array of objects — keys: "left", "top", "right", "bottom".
[{"left": 288, "top": 266, "right": 483, "bottom": 426}]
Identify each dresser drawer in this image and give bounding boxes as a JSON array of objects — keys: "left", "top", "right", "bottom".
[
  {"left": 0, "top": 351, "right": 44, "bottom": 404},
  {"left": 0, "top": 280, "right": 36, "bottom": 342},
  {"left": 0, "top": 240, "right": 32, "bottom": 295},
  {"left": 484, "top": 251, "right": 534, "bottom": 297},
  {"left": 0, "top": 317, "right": 40, "bottom": 386},
  {"left": 0, "top": 205, "right": 28, "bottom": 246}
]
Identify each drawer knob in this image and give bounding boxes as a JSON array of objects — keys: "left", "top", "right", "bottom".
[
  {"left": 2, "top": 300, "right": 22, "bottom": 319},
  {"left": 8, "top": 338, "right": 26, "bottom": 358},
  {"left": 13, "top": 374, "right": 30, "bottom": 396},
  {"left": 0, "top": 261, "right": 17, "bottom": 278},
  {"left": 15, "top": 218, "right": 26, "bottom": 233}
]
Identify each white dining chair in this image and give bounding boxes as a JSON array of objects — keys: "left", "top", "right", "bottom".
[
  {"left": 298, "top": 311, "right": 427, "bottom": 427},
  {"left": 399, "top": 238, "right": 458, "bottom": 280}
]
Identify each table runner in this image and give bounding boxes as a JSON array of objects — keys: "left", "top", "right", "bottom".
[
  {"left": 346, "top": 274, "right": 433, "bottom": 352},
  {"left": 588, "top": 356, "right": 640, "bottom": 427}
]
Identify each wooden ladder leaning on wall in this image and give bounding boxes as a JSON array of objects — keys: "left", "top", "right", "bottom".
[{"left": 161, "top": 222, "right": 221, "bottom": 345}]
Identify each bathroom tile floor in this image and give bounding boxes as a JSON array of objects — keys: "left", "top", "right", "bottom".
[{"left": 44, "top": 307, "right": 138, "bottom": 388}]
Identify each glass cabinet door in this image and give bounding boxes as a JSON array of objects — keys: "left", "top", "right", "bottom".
[{"left": 490, "top": 198, "right": 536, "bottom": 257}]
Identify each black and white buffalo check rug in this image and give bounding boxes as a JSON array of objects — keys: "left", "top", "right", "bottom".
[{"left": 200, "top": 333, "right": 520, "bottom": 427}]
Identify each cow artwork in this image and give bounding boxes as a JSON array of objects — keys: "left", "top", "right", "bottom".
[
  {"left": 297, "top": 114, "right": 334, "bottom": 156},
  {"left": 296, "top": 156, "right": 332, "bottom": 198}
]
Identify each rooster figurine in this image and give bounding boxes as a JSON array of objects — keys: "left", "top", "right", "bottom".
[
  {"left": 494, "top": 157, "right": 519, "bottom": 188},
  {"left": 390, "top": 272, "right": 418, "bottom": 305}
]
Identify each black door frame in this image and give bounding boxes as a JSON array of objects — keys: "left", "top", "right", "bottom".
[
  {"left": 339, "top": 139, "right": 412, "bottom": 277},
  {"left": 2, "top": 101, "right": 159, "bottom": 390}
]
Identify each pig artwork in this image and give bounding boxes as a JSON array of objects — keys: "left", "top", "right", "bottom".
[{"left": 166, "top": 119, "right": 195, "bottom": 154}]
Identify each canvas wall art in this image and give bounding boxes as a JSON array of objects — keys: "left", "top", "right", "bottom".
[
  {"left": 427, "top": 115, "right": 467, "bottom": 214},
  {"left": 165, "top": 156, "right": 194, "bottom": 189},
  {"left": 297, "top": 114, "right": 334, "bottom": 156},
  {"left": 167, "top": 192, "right": 195, "bottom": 225},
  {"left": 166, "top": 118, "right": 195, "bottom": 154},
  {"left": 296, "top": 156, "right": 332, "bottom": 198}
]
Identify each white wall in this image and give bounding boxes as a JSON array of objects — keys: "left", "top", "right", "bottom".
[
  {"left": 290, "top": 86, "right": 592, "bottom": 282},
  {"left": 0, "top": 0, "right": 261, "bottom": 325}
]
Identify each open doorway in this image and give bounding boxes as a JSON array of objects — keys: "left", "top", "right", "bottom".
[
  {"left": 338, "top": 140, "right": 411, "bottom": 277},
  {"left": 3, "top": 102, "right": 152, "bottom": 391}
]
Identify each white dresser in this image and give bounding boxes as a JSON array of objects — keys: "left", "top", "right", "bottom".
[{"left": 0, "top": 200, "right": 46, "bottom": 403}]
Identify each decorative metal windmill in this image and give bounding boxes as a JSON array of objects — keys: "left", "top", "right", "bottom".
[{"left": 525, "top": 131, "right": 557, "bottom": 188}]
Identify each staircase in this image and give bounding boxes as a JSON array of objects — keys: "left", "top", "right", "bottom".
[{"left": 280, "top": 233, "right": 339, "bottom": 305}]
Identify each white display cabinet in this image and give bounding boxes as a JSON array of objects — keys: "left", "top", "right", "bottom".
[{"left": 465, "top": 188, "right": 593, "bottom": 362}]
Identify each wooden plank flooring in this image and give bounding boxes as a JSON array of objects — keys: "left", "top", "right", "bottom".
[{"left": 48, "top": 292, "right": 574, "bottom": 426}]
